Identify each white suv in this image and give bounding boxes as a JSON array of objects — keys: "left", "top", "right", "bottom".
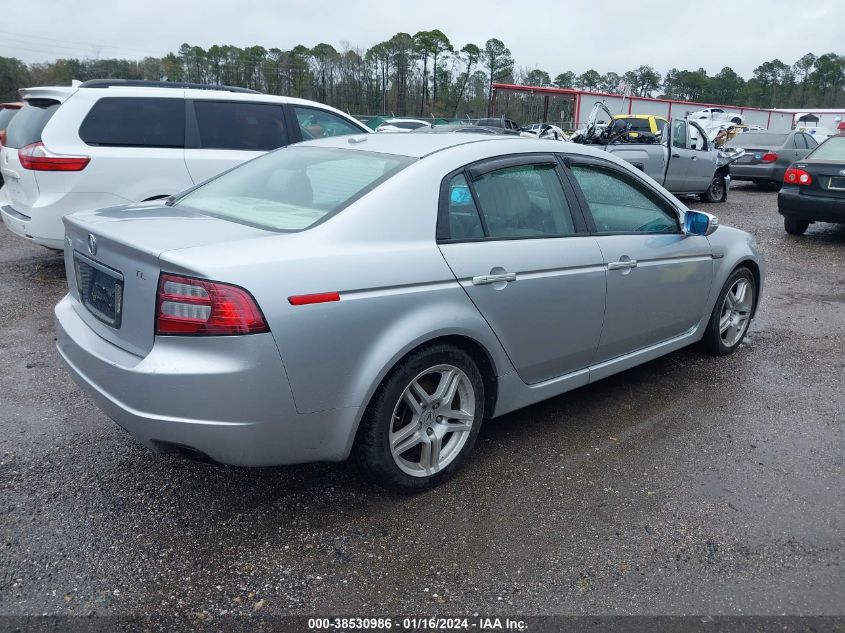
[{"left": 0, "top": 79, "right": 370, "bottom": 249}]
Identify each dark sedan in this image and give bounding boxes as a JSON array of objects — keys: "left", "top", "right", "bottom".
[
  {"left": 726, "top": 130, "right": 818, "bottom": 187},
  {"left": 777, "top": 136, "right": 845, "bottom": 235}
]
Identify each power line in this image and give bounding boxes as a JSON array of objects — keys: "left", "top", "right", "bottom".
[{"left": 0, "top": 29, "right": 162, "bottom": 57}]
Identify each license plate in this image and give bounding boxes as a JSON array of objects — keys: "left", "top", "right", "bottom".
[
  {"left": 829, "top": 177, "right": 845, "bottom": 191},
  {"left": 73, "top": 252, "right": 124, "bottom": 328}
]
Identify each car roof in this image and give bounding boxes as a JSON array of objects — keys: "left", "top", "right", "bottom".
[
  {"left": 614, "top": 114, "right": 667, "bottom": 120},
  {"left": 298, "top": 131, "right": 628, "bottom": 163}
]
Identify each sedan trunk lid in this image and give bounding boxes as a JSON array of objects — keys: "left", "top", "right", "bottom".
[{"left": 63, "top": 202, "right": 272, "bottom": 357}]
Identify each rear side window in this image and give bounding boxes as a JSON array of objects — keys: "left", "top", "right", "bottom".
[
  {"left": 79, "top": 97, "right": 185, "bottom": 148},
  {"left": 472, "top": 164, "right": 576, "bottom": 238},
  {"left": 5, "top": 100, "right": 60, "bottom": 149},
  {"left": 293, "top": 106, "right": 365, "bottom": 140},
  {"left": 176, "top": 147, "right": 413, "bottom": 231},
  {"left": 446, "top": 173, "right": 484, "bottom": 239},
  {"left": 193, "top": 101, "right": 288, "bottom": 151}
]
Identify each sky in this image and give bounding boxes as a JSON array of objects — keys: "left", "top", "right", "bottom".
[{"left": 2, "top": 0, "right": 841, "bottom": 78}]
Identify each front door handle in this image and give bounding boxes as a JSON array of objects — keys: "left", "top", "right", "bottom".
[
  {"left": 472, "top": 272, "right": 517, "bottom": 285},
  {"left": 607, "top": 259, "right": 638, "bottom": 270},
  {"left": 672, "top": 153, "right": 680, "bottom": 158}
]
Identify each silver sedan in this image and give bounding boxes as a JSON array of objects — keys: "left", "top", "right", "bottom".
[{"left": 55, "top": 133, "right": 764, "bottom": 490}]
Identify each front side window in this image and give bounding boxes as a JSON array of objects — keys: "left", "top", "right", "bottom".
[
  {"left": 177, "top": 147, "right": 413, "bottom": 231},
  {"left": 79, "top": 97, "right": 184, "bottom": 148},
  {"left": 193, "top": 101, "right": 288, "bottom": 151},
  {"left": 804, "top": 134, "right": 818, "bottom": 148},
  {"left": 570, "top": 164, "right": 679, "bottom": 234},
  {"left": 472, "top": 164, "right": 576, "bottom": 238},
  {"left": 671, "top": 120, "right": 687, "bottom": 148},
  {"left": 293, "top": 106, "right": 365, "bottom": 140}
]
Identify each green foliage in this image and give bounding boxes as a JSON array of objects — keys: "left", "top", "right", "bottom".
[{"left": 3, "top": 38, "right": 843, "bottom": 122}]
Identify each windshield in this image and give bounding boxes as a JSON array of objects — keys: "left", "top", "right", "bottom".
[
  {"left": 177, "top": 146, "right": 414, "bottom": 231},
  {"left": 807, "top": 136, "right": 845, "bottom": 161},
  {"left": 724, "top": 132, "right": 788, "bottom": 148}
]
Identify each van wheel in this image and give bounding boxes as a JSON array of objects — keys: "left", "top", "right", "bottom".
[
  {"left": 784, "top": 217, "right": 809, "bottom": 235},
  {"left": 355, "top": 345, "right": 484, "bottom": 492},
  {"left": 700, "top": 176, "right": 727, "bottom": 203}
]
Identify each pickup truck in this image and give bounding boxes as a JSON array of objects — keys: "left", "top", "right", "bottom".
[{"left": 573, "top": 103, "right": 743, "bottom": 203}]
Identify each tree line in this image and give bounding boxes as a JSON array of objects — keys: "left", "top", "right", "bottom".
[{"left": 1, "top": 33, "right": 843, "bottom": 124}]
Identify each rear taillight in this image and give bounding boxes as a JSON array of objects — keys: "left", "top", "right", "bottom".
[
  {"left": 761, "top": 152, "right": 778, "bottom": 163},
  {"left": 0, "top": 130, "right": 6, "bottom": 147},
  {"left": 784, "top": 167, "right": 812, "bottom": 186},
  {"left": 18, "top": 142, "right": 90, "bottom": 171},
  {"left": 155, "top": 273, "right": 269, "bottom": 336}
]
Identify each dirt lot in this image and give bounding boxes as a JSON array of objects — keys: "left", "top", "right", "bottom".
[{"left": 0, "top": 184, "right": 843, "bottom": 617}]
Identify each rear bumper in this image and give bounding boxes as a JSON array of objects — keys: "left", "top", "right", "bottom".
[
  {"left": 55, "top": 295, "right": 360, "bottom": 466},
  {"left": 778, "top": 188, "right": 845, "bottom": 224},
  {"left": 730, "top": 163, "right": 782, "bottom": 182},
  {"left": 1, "top": 192, "right": 130, "bottom": 250}
]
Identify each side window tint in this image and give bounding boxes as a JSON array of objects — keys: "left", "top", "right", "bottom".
[
  {"left": 473, "top": 164, "right": 576, "bottom": 238},
  {"left": 79, "top": 98, "right": 184, "bottom": 148},
  {"left": 571, "top": 164, "right": 679, "bottom": 234},
  {"left": 446, "top": 173, "right": 483, "bottom": 240},
  {"left": 671, "top": 120, "right": 687, "bottom": 148},
  {"left": 194, "top": 102, "right": 288, "bottom": 151},
  {"left": 792, "top": 134, "right": 804, "bottom": 149},
  {"left": 293, "top": 107, "right": 364, "bottom": 140},
  {"left": 804, "top": 134, "right": 817, "bottom": 148}
]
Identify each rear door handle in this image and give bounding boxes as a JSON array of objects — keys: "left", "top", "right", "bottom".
[
  {"left": 472, "top": 272, "right": 517, "bottom": 285},
  {"left": 672, "top": 153, "right": 680, "bottom": 158},
  {"left": 607, "top": 260, "right": 638, "bottom": 270}
]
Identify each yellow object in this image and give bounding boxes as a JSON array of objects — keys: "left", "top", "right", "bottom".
[{"left": 612, "top": 114, "right": 669, "bottom": 138}]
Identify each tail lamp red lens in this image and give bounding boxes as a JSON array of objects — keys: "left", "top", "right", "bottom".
[
  {"left": 761, "top": 152, "right": 778, "bottom": 163},
  {"left": 156, "top": 273, "right": 269, "bottom": 336},
  {"left": 784, "top": 167, "right": 812, "bottom": 186},
  {"left": 19, "top": 141, "right": 90, "bottom": 171}
]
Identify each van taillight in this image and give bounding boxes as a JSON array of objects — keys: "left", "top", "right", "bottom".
[
  {"left": 784, "top": 167, "right": 812, "bottom": 186},
  {"left": 19, "top": 142, "right": 90, "bottom": 171},
  {"left": 155, "top": 273, "right": 269, "bottom": 336}
]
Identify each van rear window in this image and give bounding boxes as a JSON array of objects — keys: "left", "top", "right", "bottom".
[
  {"left": 79, "top": 97, "right": 185, "bottom": 148},
  {"left": 5, "top": 100, "right": 60, "bottom": 149}
]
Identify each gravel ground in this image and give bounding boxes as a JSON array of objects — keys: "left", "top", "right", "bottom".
[{"left": 0, "top": 183, "right": 842, "bottom": 618}]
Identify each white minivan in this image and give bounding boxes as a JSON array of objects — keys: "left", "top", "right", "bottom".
[{"left": 0, "top": 79, "right": 370, "bottom": 249}]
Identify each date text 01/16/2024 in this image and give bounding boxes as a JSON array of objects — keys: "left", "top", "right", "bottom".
[{"left": 307, "top": 617, "right": 528, "bottom": 631}]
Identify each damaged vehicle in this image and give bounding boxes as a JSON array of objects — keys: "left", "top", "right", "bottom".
[{"left": 573, "top": 102, "right": 744, "bottom": 203}]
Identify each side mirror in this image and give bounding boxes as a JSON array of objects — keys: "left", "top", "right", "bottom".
[{"left": 684, "top": 210, "right": 719, "bottom": 236}]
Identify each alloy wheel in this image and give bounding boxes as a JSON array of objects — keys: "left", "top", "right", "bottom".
[
  {"left": 719, "top": 278, "right": 753, "bottom": 347},
  {"left": 389, "top": 364, "right": 476, "bottom": 477}
]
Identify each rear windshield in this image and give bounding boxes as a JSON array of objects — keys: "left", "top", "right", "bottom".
[
  {"left": 177, "top": 146, "right": 414, "bottom": 231},
  {"left": 807, "top": 136, "right": 845, "bottom": 161},
  {"left": 5, "top": 100, "right": 60, "bottom": 148},
  {"left": 618, "top": 118, "right": 652, "bottom": 132},
  {"left": 0, "top": 108, "right": 19, "bottom": 129},
  {"left": 724, "top": 132, "right": 787, "bottom": 148}
]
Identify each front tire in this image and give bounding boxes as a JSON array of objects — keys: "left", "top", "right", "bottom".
[
  {"left": 700, "top": 176, "right": 727, "bottom": 203},
  {"left": 784, "top": 217, "right": 809, "bottom": 235},
  {"left": 703, "top": 267, "right": 756, "bottom": 356},
  {"left": 354, "top": 345, "right": 485, "bottom": 492}
]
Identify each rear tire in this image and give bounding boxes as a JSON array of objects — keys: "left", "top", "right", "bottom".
[
  {"left": 702, "top": 267, "right": 756, "bottom": 356},
  {"left": 700, "top": 176, "right": 727, "bottom": 203},
  {"left": 354, "top": 344, "right": 485, "bottom": 492},
  {"left": 784, "top": 217, "right": 809, "bottom": 235}
]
